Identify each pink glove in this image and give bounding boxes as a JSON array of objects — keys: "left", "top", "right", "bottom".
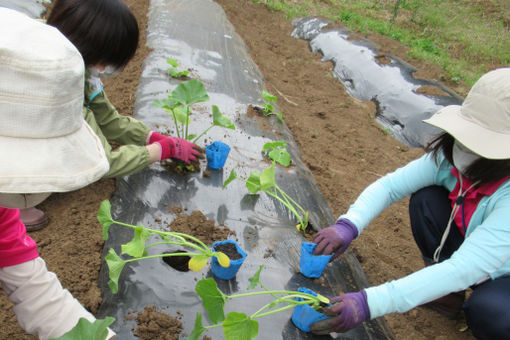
[
  {"left": 313, "top": 218, "right": 358, "bottom": 261},
  {"left": 147, "top": 131, "right": 166, "bottom": 144},
  {"left": 310, "top": 291, "right": 370, "bottom": 334},
  {"left": 155, "top": 137, "right": 203, "bottom": 164}
]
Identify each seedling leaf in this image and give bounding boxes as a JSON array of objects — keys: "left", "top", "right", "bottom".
[
  {"left": 185, "top": 313, "right": 206, "bottom": 340},
  {"left": 260, "top": 163, "right": 276, "bottom": 190},
  {"left": 245, "top": 172, "right": 262, "bottom": 194},
  {"left": 49, "top": 317, "right": 115, "bottom": 340},
  {"left": 214, "top": 251, "right": 231, "bottom": 267},
  {"left": 212, "top": 105, "right": 235, "bottom": 130},
  {"left": 171, "top": 79, "right": 209, "bottom": 106},
  {"left": 167, "top": 58, "right": 179, "bottom": 67},
  {"left": 195, "top": 278, "right": 226, "bottom": 323},
  {"left": 262, "top": 90, "right": 277, "bottom": 103},
  {"left": 262, "top": 141, "right": 286, "bottom": 152},
  {"left": 247, "top": 265, "right": 264, "bottom": 290},
  {"left": 268, "top": 148, "right": 291, "bottom": 167},
  {"left": 121, "top": 226, "right": 150, "bottom": 258},
  {"left": 223, "top": 169, "right": 238, "bottom": 189},
  {"left": 188, "top": 255, "right": 208, "bottom": 272},
  {"left": 98, "top": 200, "right": 114, "bottom": 240},
  {"left": 223, "top": 312, "right": 259, "bottom": 340},
  {"left": 105, "top": 249, "right": 126, "bottom": 294},
  {"left": 316, "top": 293, "right": 330, "bottom": 304}
]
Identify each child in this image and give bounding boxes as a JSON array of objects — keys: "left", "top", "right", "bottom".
[
  {"left": 0, "top": 8, "right": 114, "bottom": 339},
  {"left": 311, "top": 68, "right": 510, "bottom": 339},
  {"left": 15, "top": 0, "right": 203, "bottom": 230}
]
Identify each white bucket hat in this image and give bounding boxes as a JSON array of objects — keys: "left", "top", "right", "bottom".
[
  {"left": 0, "top": 8, "right": 109, "bottom": 193},
  {"left": 424, "top": 68, "right": 510, "bottom": 159}
]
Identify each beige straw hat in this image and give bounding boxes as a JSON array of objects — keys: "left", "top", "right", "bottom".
[
  {"left": 0, "top": 8, "right": 109, "bottom": 193},
  {"left": 424, "top": 68, "right": 510, "bottom": 159}
]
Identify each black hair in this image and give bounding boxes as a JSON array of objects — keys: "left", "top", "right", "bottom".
[
  {"left": 425, "top": 132, "right": 510, "bottom": 186},
  {"left": 47, "top": 0, "right": 139, "bottom": 68}
]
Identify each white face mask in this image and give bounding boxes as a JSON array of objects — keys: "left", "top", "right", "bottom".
[
  {"left": 452, "top": 140, "right": 480, "bottom": 175},
  {"left": 0, "top": 193, "right": 51, "bottom": 209},
  {"left": 88, "top": 65, "right": 122, "bottom": 79}
]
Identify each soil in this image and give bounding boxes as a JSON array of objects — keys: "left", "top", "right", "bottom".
[
  {"left": 126, "top": 306, "right": 183, "bottom": 340},
  {"left": 0, "top": 0, "right": 476, "bottom": 339},
  {"left": 214, "top": 242, "right": 243, "bottom": 260},
  {"left": 166, "top": 210, "right": 235, "bottom": 245}
]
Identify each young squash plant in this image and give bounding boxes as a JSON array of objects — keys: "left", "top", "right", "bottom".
[
  {"left": 166, "top": 58, "right": 189, "bottom": 78},
  {"left": 262, "top": 141, "right": 291, "bottom": 167},
  {"left": 153, "top": 78, "right": 235, "bottom": 144},
  {"left": 223, "top": 162, "right": 309, "bottom": 233},
  {"left": 261, "top": 90, "right": 283, "bottom": 123},
  {"left": 187, "top": 265, "right": 329, "bottom": 340},
  {"left": 97, "top": 200, "right": 230, "bottom": 294}
]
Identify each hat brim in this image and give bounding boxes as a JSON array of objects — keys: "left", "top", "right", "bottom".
[
  {"left": 0, "top": 120, "right": 109, "bottom": 193},
  {"left": 424, "top": 105, "right": 510, "bottom": 159}
]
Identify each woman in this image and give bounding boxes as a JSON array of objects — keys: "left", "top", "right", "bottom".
[
  {"left": 312, "top": 68, "right": 510, "bottom": 339},
  {"left": 0, "top": 8, "right": 113, "bottom": 339}
]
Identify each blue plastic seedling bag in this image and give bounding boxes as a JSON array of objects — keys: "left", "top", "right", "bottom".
[
  {"left": 211, "top": 240, "right": 247, "bottom": 280},
  {"left": 206, "top": 141, "right": 231, "bottom": 169},
  {"left": 291, "top": 287, "right": 329, "bottom": 332},
  {"left": 299, "top": 242, "right": 332, "bottom": 278}
]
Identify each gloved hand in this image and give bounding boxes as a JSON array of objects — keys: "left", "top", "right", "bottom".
[
  {"left": 155, "top": 137, "right": 204, "bottom": 164},
  {"left": 313, "top": 218, "right": 358, "bottom": 260},
  {"left": 147, "top": 131, "right": 166, "bottom": 144},
  {"left": 310, "top": 291, "right": 370, "bottom": 334}
]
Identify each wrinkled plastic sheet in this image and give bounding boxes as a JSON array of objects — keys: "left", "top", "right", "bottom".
[
  {"left": 291, "top": 17, "right": 463, "bottom": 148},
  {"left": 97, "top": 1, "right": 393, "bottom": 339},
  {"left": 0, "top": 0, "right": 48, "bottom": 18}
]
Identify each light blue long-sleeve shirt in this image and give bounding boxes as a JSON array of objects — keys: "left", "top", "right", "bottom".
[{"left": 341, "top": 152, "right": 510, "bottom": 319}]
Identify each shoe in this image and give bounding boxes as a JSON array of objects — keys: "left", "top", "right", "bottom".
[{"left": 19, "top": 207, "right": 49, "bottom": 231}]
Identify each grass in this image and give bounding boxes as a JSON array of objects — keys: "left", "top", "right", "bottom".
[{"left": 252, "top": 0, "right": 510, "bottom": 86}]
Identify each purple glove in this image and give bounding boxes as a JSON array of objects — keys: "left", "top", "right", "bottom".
[
  {"left": 156, "top": 137, "right": 204, "bottom": 164},
  {"left": 310, "top": 291, "right": 370, "bottom": 334},
  {"left": 313, "top": 218, "right": 358, "bottom": 260}
]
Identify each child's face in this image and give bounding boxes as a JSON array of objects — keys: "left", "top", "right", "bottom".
[{"left": 89, "top": 64, "right": 123, "bottom": 78}]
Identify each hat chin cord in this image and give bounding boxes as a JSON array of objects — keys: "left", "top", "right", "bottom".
[{"left": 433, "top": 174, "right": 480, "bottom": 263}]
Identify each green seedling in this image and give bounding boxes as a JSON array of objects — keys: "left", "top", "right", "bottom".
[
  {"left": 261, "top": 90, "right": 283, "bottom": 123},
  {"left": 50, "top": 317, "right": 115, "bottom": 340},
  {"left": 262, "top": 141, "right": 291, "bottom": 167},
  {"left": 167, "top": 58, "right": 189, "bottom": 78},
  {"left": 97, "top": 200, "right": 230, "bottom": 294},
  {"left": 187, "top": 265, "right": 329, "bottom": 340},
  {"left": 223, "top": 162, "right": 309, "bottom": 233},
  {"left": 152, "top": 79, "right": 235, "bottom": 144}
]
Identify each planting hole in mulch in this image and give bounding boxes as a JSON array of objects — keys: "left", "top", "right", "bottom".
[
  {"left": 214, "top": 242, "right": 243, "bottom": 260},
  {"left": 168, "top": 210, "right": 235, "bottom": 245},
  {"left": 125, "top": 306, "right": 183, "bottom": 340},
  {"left": 162, "top": 250, "right": 190, "bottom": 272}
]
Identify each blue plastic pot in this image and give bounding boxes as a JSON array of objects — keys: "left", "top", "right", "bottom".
[
  {"left": 291, "top": 287, "right": 329, "bottom": 332},
  {"left": 206, "top": 141, "right": 231, "bottom": 169},
  {"left": 299, "top": 242, "right": 332, "bottom": 278},
  {"left": 211, "top": 240, "right": 247, "bottom": 280}
]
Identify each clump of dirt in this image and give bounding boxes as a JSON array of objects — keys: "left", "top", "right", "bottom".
[
  {"left": 126, "top": 306, "right": 182, "bottom": 340},
  {"left": 161, "top": 159, "right": 202, "bottom": 174},
  {"left": 167, "top": 210, "right": 235, "bottom": 245},
  {"left": 246, "top": 104, "right": 282, "bottom": 136}
]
